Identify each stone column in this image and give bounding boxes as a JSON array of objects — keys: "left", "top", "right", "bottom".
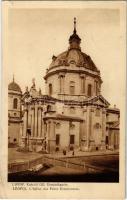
[
  {"left": 80, "top": 75, "right": 86, "bottom": 94},
  {"left": 31, "top": 107, "right": 35, "bottom": 137},
  {"left": 47, "top": 121, "right": 51, "bottom": 152},
  {"left": 22, "top": 108, "right": 28, "bottom": 148},
  {"left": 38, "top": 107, "right": 42, "bottom": 138},
  {"left": 41, "top": 119, "right": 44, "bottom": 139},
  {"left": 53, "top": 122, "right": 56, "bottom": 138},
  {"left": 83, "top": 77, "right": 86, "bottom": 94},
  {"left": 23, "top": 108, "right": 28, "bottom": 137},
  {"left": 44, "top": 121, "right": 48, "bottom": 151},
  {"left": 89, "top": 108, "right": 95, "bottom": 150},
  {"left": 101, "top": 109, "right": 106, "bottom": 150},
  {"left": 81, "top": 77, "right": 83, "bottom": 94},
  {"left": 34, "top": 106, "right": 38, "bottom": 138},
  {"left": 59, "top": 76, "right": 62, "bottom": 93},
  {"left": 48, "top": 121, "right": 56, "bottom": 152},
  {"left": 94, "top": 80, "right": 97, "bottom": 96},
  {"left": 80, "top": 120, "right": 87, "bottom": 151},
  {"left": 86, "top": 106, "right": 90, "bottom": 151},
  {"left": 62, "top": 75, "right": 65, "bottom": 94}
]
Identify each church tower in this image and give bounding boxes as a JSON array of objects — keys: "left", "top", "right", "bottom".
[{"left": 8, "top": 76, "right": 22, "bottom": 145}]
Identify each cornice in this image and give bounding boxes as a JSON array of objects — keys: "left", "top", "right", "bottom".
[{"left": 44, "top": 68, "right": 102, "bottom": 83}]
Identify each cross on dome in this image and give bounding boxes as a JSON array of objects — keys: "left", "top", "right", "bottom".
[{"left": 74, "top": 17, "right": 77, "bottom": 34}]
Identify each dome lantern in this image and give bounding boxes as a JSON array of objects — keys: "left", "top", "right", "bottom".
[{"left": 69, "top": 18, "right": 81, "bottom": 50}]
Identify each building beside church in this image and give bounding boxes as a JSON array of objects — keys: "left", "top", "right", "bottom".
[
  {"left": 9, "top": 19, "right": 120, "bottom": 152},
  {"left": 8, "top": 77, "right": 22, "bottom": 146}
]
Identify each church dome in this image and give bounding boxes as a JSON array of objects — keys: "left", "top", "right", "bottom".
[
  {"left": 49, "top": 49, "right": 99, "bottom": 72},
  {"left": 8, "top": 77, "right": 21, "bottom": 93},
  {"left": 48, "top": 18, "right": 99, "bottom": 73}
]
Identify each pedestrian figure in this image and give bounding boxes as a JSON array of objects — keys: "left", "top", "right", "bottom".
[
  {"left": 72, "top": 150, "right": 74, "bottom": 156},
  {"left": 63, "top": 149, "right": 66, "bottom": 155}
]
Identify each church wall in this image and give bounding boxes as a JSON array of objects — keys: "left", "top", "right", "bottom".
[
  {"left": 70, "top": 121, "right": 80, "bottom": 148},
  {"left": 45, "top": 72, "right": 99, "bottom": 100},
  {"left": 108, "top": 129, "right": 119, "bottom": 150},
  {"left": 64, "top": 73, "right": 80, "bottom": 95},
  {"left": 63, "top": 105, "right": 82, "bottom": 117},
  {"left": 93, "top": 114, "right": 103, "bottom": 148},
  {"left": 45, "top": 74, "right": 59, "bottom": 98},
  {"left": 55, "top": 120, "right": 70, "bottom": 150},
  {"left": 85, "top": 76, "right": 95, "bottom": 96},
  {"left": 107, "top": 112, "right": 119, "bottom": 122},
  {"left": 8, "top": 123, "right": 20, "bottom": 144}
]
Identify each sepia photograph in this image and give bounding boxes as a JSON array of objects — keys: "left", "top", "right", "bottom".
[{"left": 1, "top": 1, "right": 126, "bottom": 199}]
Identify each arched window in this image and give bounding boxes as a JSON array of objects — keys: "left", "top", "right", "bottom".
[
  {"left": 56, "top": 123, "right": 60, "bottom": 129},
  {"left": 81, "top": 77, "right": 85, "bottom": 93},
  {"left": 49, "top": 83, "right": 52, "bottom": 96},
  {"left": 70, "top": 81, "right": 75, "bottom": 95},
  {"left": 13, "top": 98, "right": 18, "bottom": 109},
  {"left": 70, "top": 107, "right": 75, "bottom": 114},
  {"left": 47, "top": 105, "right": 52, "bottom": 112},
  {"left": 87, "top": 84, "right": 92, "bottom": 97}
]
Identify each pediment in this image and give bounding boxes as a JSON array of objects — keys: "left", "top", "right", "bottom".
[{"left": 88, "top": 95, "right": 110, "bottom": 107}]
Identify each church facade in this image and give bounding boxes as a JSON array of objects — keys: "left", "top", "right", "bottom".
[{"left": 11, "top": 19, "right": 120, "bottom": 153}]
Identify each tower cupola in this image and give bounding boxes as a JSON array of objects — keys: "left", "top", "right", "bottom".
[{"left": 69, "top": 18, "right": 81, "bottom": 50}]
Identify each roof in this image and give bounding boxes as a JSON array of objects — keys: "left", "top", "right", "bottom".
[
  {"left": 48, "top": 21, "right": 99, "bottom": 73},
  {"left": 8, "top": 81, "right": 22, "bottom": 93},
  {"left": 49, "top": 49, "right": 99, "bottom": 72},
  {"left": 107, "top": 107, "right": 120, "bottom": 114}
]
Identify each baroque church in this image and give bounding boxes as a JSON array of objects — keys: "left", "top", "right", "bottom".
[{"left": 8, "top": 19, "right": 120, "bottom": 152}]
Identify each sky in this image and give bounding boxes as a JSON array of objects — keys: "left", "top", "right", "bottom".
[{"left": 6, "top": 7, "right": 125, "bottom": 107}]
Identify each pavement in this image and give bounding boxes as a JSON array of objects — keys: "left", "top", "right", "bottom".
[
  {"left": 41, "top": 165, "right": 85, "bottom": 175},
  {"left": 8, "top": 147, "right": 43, "bottom": 163},
  {"left": 8, "top": 147, "right": 119, "bottom": 163},
  {"left": 47, "top": 149, "right": 119, "bottom": 159}
]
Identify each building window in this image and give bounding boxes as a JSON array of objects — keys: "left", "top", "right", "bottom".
[
  {"left": 87, "top": 84, "right": 92, "bottom": 97},
  {"left": 56, "top": 123, "right": 60, "bottom": 129},
  {"left": 56, "top": 134, "right": 60, "bottom": 145},
  {"left": 106, "top": 136, "right": 109, "bottom": 145},
  {"left": 70, "top": 81, "right": 75, "bottom": 95},
  {"left": 95, "top": 81, "right": 98, "bottom": 95},
  {"left": 13, "top": 98, "right": 18, "bottom": 109},
  {"left": 96, "top": 108, "right": 100, "bottom": 116},
  {"left": 59, "top": 75, "right": 64, "bottom": 93},
  {"left": 70, "top": 135, "right": 75, "bottom": 145},
  {"left": 70, "top": 107, "right": 75, "bottom": 114},
  {"left": 70, "top": 122, "right": 75, "bottom": 129},
  {"left": 94, "top": 123, "right": 101, "bottom": 129},
  {"left": 81, "top": 77, "right": 85, "bottom": 93},
  {"left": 49, "top": 83, "right": 52, "bottom": 96},
  {"left": 47, "top": 105, "right": 52, "bottom": 112}
]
